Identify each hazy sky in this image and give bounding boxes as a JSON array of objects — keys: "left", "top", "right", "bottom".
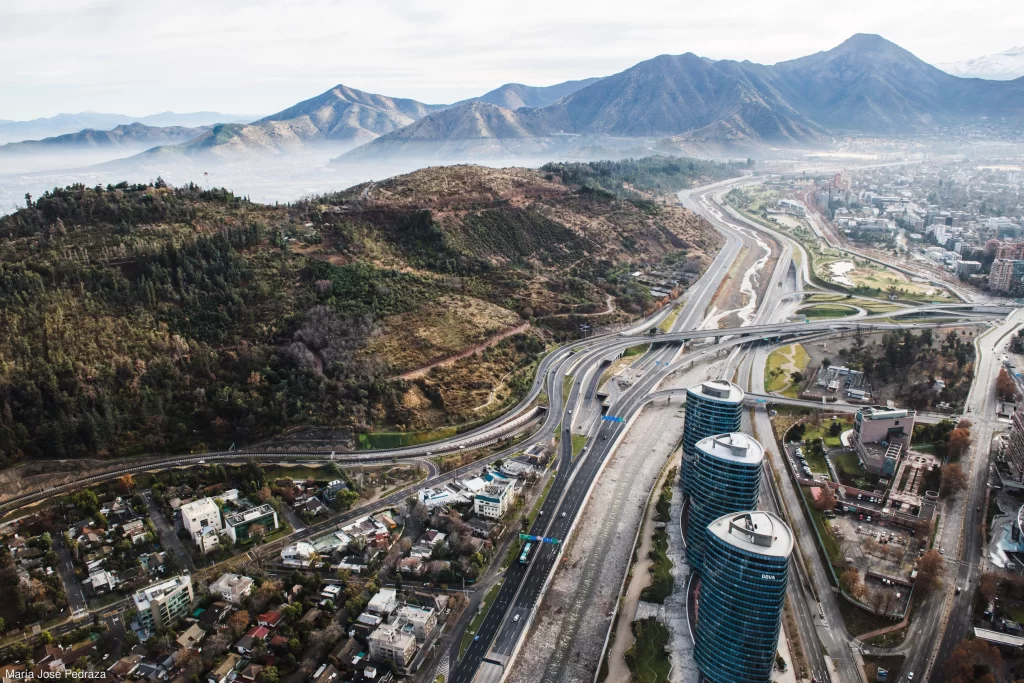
[{"left": 3, "top": 0, "right": 1022, "bottom": 121}]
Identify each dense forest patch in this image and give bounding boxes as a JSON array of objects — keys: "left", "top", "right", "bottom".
[{"left": 0, "top": 159, "right": 736, "bottom": 467}]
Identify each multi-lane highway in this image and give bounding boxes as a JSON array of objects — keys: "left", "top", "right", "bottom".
[{"left": 3, "top": 172, "right": 1013, "bottom": 683}]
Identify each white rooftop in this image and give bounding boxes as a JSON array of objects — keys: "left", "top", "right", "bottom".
[
  {"left": 696, "top": 433, "right": 764, "bottom": 465},
  {"left": 974, "top": 627, "right": 1024, "bottom": 647},
  {"left": 689, "top": 379, "right": 744, "bottom": 403},
  {"left": 179, "top": 497, "right": 219, "bottom": 520},
  {"left": 708, "top": 511, "right": 793, "bottom": 559},
  {"left": 133, "top": 574, "right": 190, "bottom": 610}
]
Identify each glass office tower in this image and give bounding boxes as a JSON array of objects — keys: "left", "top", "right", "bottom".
[
  {"left": 694, "top": 511, "right": 793, "bottom": 683},
  {"left": 681, "top": 380, "right": 743, "bottom": 495},
  {"left": 686, "top": 432, "right": 764, "bottom": 571}
]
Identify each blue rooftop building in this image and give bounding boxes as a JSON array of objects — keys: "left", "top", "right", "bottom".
[
  {"left": 681, "top": 380, "right": 743, "bottom": 495},
  {"left": 695, "top": 511, "right": 793, "bottom": 683},
  {"left": 686, "top": 432, "right": 764, "bottom": 571}
]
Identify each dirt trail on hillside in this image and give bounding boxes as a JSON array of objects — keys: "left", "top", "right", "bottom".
[{"left": 395, "top": 322, "right": 531, "bottom": 380}]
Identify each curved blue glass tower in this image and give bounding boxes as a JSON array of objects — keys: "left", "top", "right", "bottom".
[
  {"left": 682, "top": 380, "right": 743, "bottom": 495},
  {"left": 695, "top": 511, "right": 793, "bottom": 683},
  {"left": 686, "top": 433, "right": 764, "bottom": 571}
]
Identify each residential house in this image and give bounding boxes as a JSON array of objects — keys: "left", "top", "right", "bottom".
[
  {"left": 268, "top": 635, "right": 290, "bottom": 654},
  {"left": 310, "top": 664, "right": 341, "bottom": 683},
  {"left": 280, "top": 542, "right": 316, "bottom": 568},
  {"left": 298, "top": 608, "right": 322, "bottom": 626},
  {"left": 257, "top": 611, "right": 284, "bottom": 628},
  {"left": 239, "top": 664, "right": 263, "bottom": 683},
  {"left": 366, "top": 588, "right": 398, "bottom": 617},
  {"left": 303, "top": 499, "right": 329, "bottom": 517},
  {"left": 234, "top": 626, "right": 269, "bottom": 655},
  {"left": 207, "top": 654, "right": 241, "bottom": 683},
  {"left": 328, "top": 638, "right": 363, "bottom": 670},
  {"left": 209, "top": 573, "right": 254, "bottom": 605},
  {"left": 198, "top": 601, "right": 230, "bottom": 630},
  {"left": 122, "top": 519, "right": 149, "bottom": 545},
  {"left": 398, "top": 558, "right": 423, "bottom": 576},
  {"left": 108, "top": 654, "right": 144, "bottom": 679},
  {"left": 175, "top": 624, "right": 206, "bottom": 650}
]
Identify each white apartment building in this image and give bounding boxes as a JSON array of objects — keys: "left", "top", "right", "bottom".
[
  {"left": 368, "top": 622, "right": 417, "bottom": 671},
  {"left": 391, "top": 604, "right": 437, "bottom": 641},
  {"left": 473, "top": 480, "right": 516, "bottom": 519},
  {"left": 180, "top": 498, "right": 222, "bottom": 553}
]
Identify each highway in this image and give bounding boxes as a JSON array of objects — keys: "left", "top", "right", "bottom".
[
  {"left": 449, "top": 180, "right": 751, "bottom": 683},
  {"left": 3, "top": 173, "right": 1014, "bottom": 683}
]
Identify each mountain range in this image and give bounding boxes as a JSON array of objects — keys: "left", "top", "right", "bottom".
[
  {"left": 342, "top": 34, "right": 1024, "bottom": 161},
  {"left": 5, "top": 34, "right": 1024, "bottom": 172},
  {"left": 938, "top": 46, "right": 1024, "bottom": 81},
  {"left": 453, "top": 78, "right": 602, "bottom": 109},
  {"left": 0, "top": 111, "right": 250, "bottom": 144},
  {"left": 124, "top": 79, "right": 604, "bottom": 160},
  {"left": 0, "top": 122, "right": 208, "bottom": 156}
]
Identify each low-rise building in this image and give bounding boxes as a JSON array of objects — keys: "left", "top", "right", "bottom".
[
  {"left": 281, "top": 542, "right": 317, "bottom": 567},
  {"left": 223, "top": 504, "right": 279, "bottom": 544},
  {"left": 368, "top": 623, "right": 417, "bottom": 671},
  {"left": 852, "top": 406, "right": 916, "bottom": 476},
  {"left": 209, "top": 573, "right": 254, "bottom": 605},
  {"left": 133, "top": 574, "right": 195, "bottom": 636},
  {"left": 366, "top": 588, "right": 398, "bottom": 617},
  {"left": 956, "top": 260, "right": 983, "bottom": 276},
  {"left": 196, "top": 526, "right": 222, "bottom": 555},
  {"left": 207, "top": 654, "right": 241, "bottom": 683},
  {"left": 473, "top": 480, "right": 516, "bottom": 519}
]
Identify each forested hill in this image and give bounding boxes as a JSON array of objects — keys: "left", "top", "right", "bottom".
[{"left": 0, "top": 159, "right": 735, "bottom": 467}]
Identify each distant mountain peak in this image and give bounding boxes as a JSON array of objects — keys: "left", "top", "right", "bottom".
[
  {"left": 938, "top": 45, "right": 1024, "bottom": 80},
  {"left": 838, "top": 33, "right": 891, "bottom": 48},
  {"left": 456, "top": 77, "right": 602, "bottom": 110}
]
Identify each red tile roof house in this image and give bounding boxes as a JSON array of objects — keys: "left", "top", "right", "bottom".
[
  {"left": 268, "top": 635, "right": 290, "bottom": 653},
  {"left": 234, "top": 626, "right": 270, "bottom": 655},
  {"left": 257, "top": 611, "right": 284, "bottom": 628},
  {"left": 239, "top": 664, "right": 263, "bottom": 682}
]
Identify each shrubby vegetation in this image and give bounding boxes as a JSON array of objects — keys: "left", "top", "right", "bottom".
[
  {"left": 0, "top": 161, "right": 720, "bottom": 467},
  {"left": 839, "top": 328, "right": 975, "bottom": 410},
  {"left": 541, "top": 157, "right": 740, "bottom": 199}
]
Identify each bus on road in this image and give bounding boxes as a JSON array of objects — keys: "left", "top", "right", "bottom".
[{"left": 519, "top": 542, "right": 533, "bottom": 564}]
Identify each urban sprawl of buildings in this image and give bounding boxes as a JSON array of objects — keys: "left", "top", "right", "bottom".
[{"left": 812, "top": 161, "right": 1024, "bottom": 294}]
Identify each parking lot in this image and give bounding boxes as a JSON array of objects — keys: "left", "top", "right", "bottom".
[{"left": 830, "top": 513, "right": 920, "bottom": 617}]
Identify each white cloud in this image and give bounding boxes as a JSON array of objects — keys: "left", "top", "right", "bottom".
[{"left": 1, "top": 0, "right": 1022, "bottom": 119}]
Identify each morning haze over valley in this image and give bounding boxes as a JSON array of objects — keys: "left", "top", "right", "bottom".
[{"left": 1, "top": 4, "right": 1023, "bottom": 683}]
